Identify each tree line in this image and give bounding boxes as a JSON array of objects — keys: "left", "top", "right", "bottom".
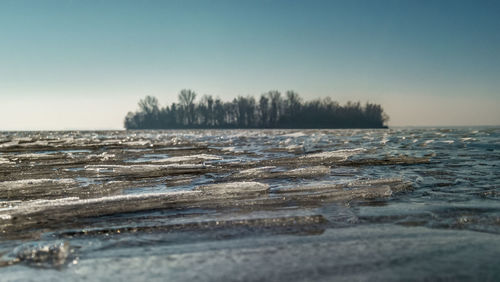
[{"left": 124, "top": 89, "right": 389, "bottom": 129}]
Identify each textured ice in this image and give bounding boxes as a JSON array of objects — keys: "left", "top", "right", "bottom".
[
  {"left": 44, "top": 226, "right": 498, "bottom": 282},
  {"left": 0, "top": 141, "right": 19, "bottom": 148},
  {"left": 232, "top": 166, "right": 330, "bottom": 180},
  {"left": 124, "top": 140, "right": 151, "bottom": 146},
  {"left": 278, "top": 184, "right": 393, "bottom": 201},
  {"left": 236, "top": 166, "right": 277, "bottom": 177},
  {"left": 0, "top": 128, "right": 497, "bottom": 280},
  {"left": 18, "top": 140, "right": 50, "bottom": 147},
  {"left": 151, "top": 154, "right": 222, "bottom": 163},
  {"left": 7, "top": 241, "right": 71, "bottom": 268},
  {"left": 283, "top": 166, "right": 331, "bottom": 178},
  {"left": 0, "top": 179, "right": 76, "bottom": 189},
  {"left": 282, "top": 132, "right": 307, "bottom": 137},
  {"left": 348, "top": 178, "right": 407, "bottom": 187},
  {"left": 85, "top": 163, "right": 208, "bottom": 173},
  {"left": 85, "top": 152, "right": 116, "bottom": 161},
  {"left": 195, "top": 181, "right": 270, "bottom": 195},
  {"left": 14, "top": 153, "right": 61, "bottom": 159},
  {"left": 0, "top": 157, "right": 14, "bottom": 164},
  {"left": 221, "top": 146, "right": 236, "bottom": 152},
  {"left": 300, "top": 148, "right": 366, "bottom": 160},
  {"left": 0, "top": 191, "right": 200, "bottom": 225},
  {"left": 284, "top": 144, "right": 304, "bottom": 151}
]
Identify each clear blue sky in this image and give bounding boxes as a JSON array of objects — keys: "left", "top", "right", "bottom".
[{"left": 1, "top": 0, "right": 499, "bottom": 130}]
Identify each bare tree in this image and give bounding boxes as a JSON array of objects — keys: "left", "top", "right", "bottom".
[
  {"left": 178, "top": 89, "right": 197, "bottom": 125},
  {"left": 138, "top": 96, "right": 159, "bottom": 114}
]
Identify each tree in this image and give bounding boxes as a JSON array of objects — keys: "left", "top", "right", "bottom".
[
  {"left": 214, "top": 98, "right": 225, "bottom": 127},
  {"left": 138, "top": 96, "right": 159, "bottom": 114},
  {"left": 236, "top": 96, "right": 256, "bottom": 128},
  {"left": 258, "top": 95, "right": 269, "bottom": 127},
  {"left": 178, "top": 89, "right": 197, "bottom": 125},
  {"left": 283, "top": 90, "right": 302, "bottom": 126},
  {"left": 267, "top": 91, "right": 282, "bottom": 127}
]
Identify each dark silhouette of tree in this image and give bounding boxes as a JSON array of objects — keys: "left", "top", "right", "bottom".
[
  {"left": 258, "top": 95, "right": 269, "bottom": 127},
  {"left": 178, "top": 89, "right": 197, "bottom": 125},
  {"left": 267, "top": 91, "right": 282, "bottom": 127},
  {"left": 214, "top": 98, "right": 225, "bottom": 127},
  {"left": 236, "top": 96, "right": 256, "bottom": 128},
  {"left": 285, "top": 90, "right": 301, "bottom": 116},
  {"left": 124, "top": 89, "right": 389, "bottom": 129}
]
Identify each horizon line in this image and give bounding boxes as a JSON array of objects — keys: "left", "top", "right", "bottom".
[{"left": 1, "top": 125, "right": 499, "bottom": 132}]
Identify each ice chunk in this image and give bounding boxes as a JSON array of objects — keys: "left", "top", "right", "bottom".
[
  {"left": 10, "top": 241, "right": 70, "bottom": 268},
  {"left": 124, "top": 140, "right": 151, "bottom": 146},
  {"left": 18, "top": 140, "right": 49, "bottom": 147},
  {"left": 282, "top": 132, "right": 307, "bottom": 137},
  {"left": 279, "top": 185, "right": 393, "bottom": 201},
  {"left": 232, "top": 166, "right": 330, "bottom": 180},
  {"left": 275, "top": 183, "right": 344, "bottom": 194},
  {"left": 285, "top": 144, "right": 304, "bottom": 151},
  {"left": 196, "top": 181, "right": 270, "bottom": 195},
  {"left": 85, "top": 152, "right": 116, "bottom": 160},
  {"left": 237, "top": 166, "right": 276, "bottom": 177},
  {"left": 283, "top": 166, "right": 330, "bottom": 178},
  {"left": 349, "top": 178, "right": 413, "bottom": 193},
  {"left": 151, "top": 154, "right": 222, "bottom": 163},
  {"left": 58, "top": 214, "right": 327, "bottom": 237},
  {"left": 0, "top": 157, "right": 14, "bottom": 165},
  {"left": 14, "top": 153, "right": 60, "bottom": 159},
  {"left": 0, "top": 191, "right": 200, "bottom": 223},
  {"left": 0, "top": 179, "right": 76, "bottom": 190},
  {"left": 300, "top": 148, "right": 366, "bottom": 161},
  {"left": 0, "top": 141, "right": 19, "bottom": 148},
  {"left": 85, "top": 163, "right": 208, "bottom": 174}
]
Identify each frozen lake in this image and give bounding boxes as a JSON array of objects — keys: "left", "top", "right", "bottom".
[{"left": 0, "top": 128, "right": 499, "bottom": 281}]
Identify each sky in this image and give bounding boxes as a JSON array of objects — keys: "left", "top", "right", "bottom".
[{"left": 0, "top": 0, "right": 499, "bottom": 130}]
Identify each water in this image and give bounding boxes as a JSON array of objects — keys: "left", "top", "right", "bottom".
[{"left": 0, "top": 128, "right": 499, "bottom": 281}]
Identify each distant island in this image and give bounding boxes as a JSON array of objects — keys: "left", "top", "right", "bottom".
[{"left": 124, "top": 89, "right": 389, "bottom": 129}]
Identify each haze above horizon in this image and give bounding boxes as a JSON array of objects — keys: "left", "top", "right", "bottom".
[{"left": 1, "top": 0, "right": 499, "bottom": 130}]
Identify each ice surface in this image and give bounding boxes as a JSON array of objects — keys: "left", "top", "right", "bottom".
[
  {"left": 85, "top": 163, "right": 208, "bottom": 174},
  {"left": 14, "top": 153, "right": 55, "bottom": 159},
  {"left": 195, "top": 181, "right": 270, "bottom": 195},
  {"left": 0, "top": 157, "right": 14, "bottom": 165},
  {"left": 0, "top": 179, "right": 76, "bottom": 189},
  {"left": 282, "top": 131, "right": 307, "bottom": 137},
  {"left": 231, "top": 166, "right": 330, "bottom": 180},
  {"left": 0, "top": 141, "right": 19, "bottom": 148},
  {"left": 283, "top": 166, "right": 331, "bottom": 178},
  {"left": 124, "top": 140, "right": 151, "bottom": 146},
  {"left": 0, "top": 191, "right": 200, "bottom": 228},
  {"left": 151, "top": 154, "right": 222, "bottom": 163},
  {"left": 6, "top": 241, "right": 71, "bottom": 268},
  {"left": 235, "top": 166, "right": 277, "bottom": 178},
  {"left": 300, "top": 148, "right": 366, "bottom": 160},
  {"left": 85, "top": 152, "right": 116, "bottom": 161},
  {"left": 0, "top": 128, "right": 498, "bottom": 280}
]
